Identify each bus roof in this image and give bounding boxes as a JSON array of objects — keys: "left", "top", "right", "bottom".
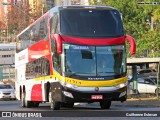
[
  {"left": 17, "top": 11, "right": 49, "bottom": 38},
  {"left": 49, "top": 5, "right": 117, "bottom": 11},
  {"left": 17, "top": 5, "right": 118, "bottom": 38}
]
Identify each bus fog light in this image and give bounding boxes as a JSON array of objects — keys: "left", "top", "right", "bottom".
[
  {"left": 119, "top": 91, "right": 126, "bottom": 98},
  {"left": 63, "top": 91, "right": 73, "bottom": 98}
]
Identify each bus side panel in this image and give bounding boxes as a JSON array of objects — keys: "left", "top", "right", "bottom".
[{"left": 31, "top": 84, "right": 43, "bottom": 101}]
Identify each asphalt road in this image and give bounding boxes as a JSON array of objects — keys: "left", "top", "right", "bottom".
[
  {"left": 0, "top": 100, "right": 160, "bottom": 111},
  {"left": 0, "top": 100, "right": 160, "bottom": 120}
]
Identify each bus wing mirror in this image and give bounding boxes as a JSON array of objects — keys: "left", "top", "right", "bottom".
[
  {"left": 125, "top": 35, "right": 136, "bottom": 55},
  {"left": 51, "top": 34, "right": 62, "bottom": 54}
]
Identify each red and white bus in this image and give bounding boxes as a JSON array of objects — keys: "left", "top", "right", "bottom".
[{"left": 15, "top": 6, "right": 136, "bottom": 110}]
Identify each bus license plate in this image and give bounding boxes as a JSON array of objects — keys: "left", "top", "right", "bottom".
[{"left": 91, "top": 95, "right": 103, "bottom": 100}]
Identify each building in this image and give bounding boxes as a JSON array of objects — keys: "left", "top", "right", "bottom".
[
  {"left": 0, "top": 43, "right": 15, "bottom": 64},
  {"left": 0, "top": 43, "right": 16, "bottom": 82},
  {"left": 53, "top": 0, "right": 89, "bottom": 6}
]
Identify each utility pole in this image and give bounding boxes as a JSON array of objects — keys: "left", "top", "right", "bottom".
[
  {"left": 157, "top": 61, "right": 160, "bottom": 100},
  {"left": 42, "top": 1, "right": 44, "bottom": 15}
]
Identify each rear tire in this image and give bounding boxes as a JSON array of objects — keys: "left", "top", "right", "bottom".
[
  {"left": 32, "top": 102, "right": 40, "bottom": 107},
  {"left": 21, "top": 92, "right": 25, "bottom": 107},
  {"left": 100, "top": 101, "right": 111, "bottom": 109},
  {"left": 24, "top": 92, "right": 32, "bottom": 108}
]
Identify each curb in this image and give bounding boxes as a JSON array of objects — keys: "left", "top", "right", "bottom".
[{"left": 127, "top": 97, "right": 159, "bottom": 101}]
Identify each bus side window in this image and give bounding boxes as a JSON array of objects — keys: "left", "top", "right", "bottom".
[
  {"left": 41, "top": 57, "right": 50, "bottom": 75},
  {"left": 50, "top": 13, "right": 58, "bottom": 34},
  {"left": 51, "top": 40, "right": 62, "bottom": 74},
  {"left": 39, "top": 17, "right": 48, "bottom": 41}
]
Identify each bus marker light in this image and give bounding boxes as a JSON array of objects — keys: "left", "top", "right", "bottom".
[{"left": 63, "top": 91, "right": 73, "bottom": 98}]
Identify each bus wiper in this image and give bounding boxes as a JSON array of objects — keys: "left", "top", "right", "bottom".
[
  {"left": 97, "top": 72, "right": 120, "bottom": 74},
  {"left": 64, "top": 72, "right": 94, "bottom": 77}
]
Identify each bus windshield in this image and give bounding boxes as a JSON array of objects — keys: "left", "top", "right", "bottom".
[
  {"left": 63, "top": 44, "right": 126, "bottom": 77},
  {"left": 60, "top": 9, "right": 124, "bottom": 37}
]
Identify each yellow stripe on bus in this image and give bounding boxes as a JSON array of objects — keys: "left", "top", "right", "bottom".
[
  {"left": 53, "top": 72, "right": 127, "bottom": 87},
  {"left": 34, "top": 72, "right": 127, "bottom": 87},
  {"left": 64, "top": 76, "right": 127, "bottom": 87}
]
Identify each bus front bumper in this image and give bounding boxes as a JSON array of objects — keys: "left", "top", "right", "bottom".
[
  {"left": 62, "top": 87, "right": 127, "bottom": 103},
  {"left": 51, "top": 82, "right": 127, "bottom": 103}
]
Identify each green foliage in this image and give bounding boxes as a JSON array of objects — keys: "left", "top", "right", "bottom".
[{"left": 91, "top": 0, "right": 160, "bottom": 58}]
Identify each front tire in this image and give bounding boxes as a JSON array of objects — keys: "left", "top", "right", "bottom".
[
  {"left": 100, "top": 101, "right": 111, "bottom": 109},
  {"left": 61, "top": 102, "right": 74, "bottom": 108},
  {"left": 50, "top": 92, "right": 60, "bottom": 110}
]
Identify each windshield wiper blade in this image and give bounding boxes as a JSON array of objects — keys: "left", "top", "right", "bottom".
[
  {"left": 64, "top": 72, "right": 94, "bottom": 77},
  {"left": 98, "top": 72, "right": 120, "bottom": 74}
]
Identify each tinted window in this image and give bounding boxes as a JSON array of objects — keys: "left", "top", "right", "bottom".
[
  {"left": 0, "top": 85, "right": 13, "bottom": 89},
  {"left": 17, "top": 16, "right": 48, "bottom": 52},
  {"left": 60, "top": 9, "right": 124, "bottom": 37},
  {"left": 145, "top": 79, "right": 155, "bottom": 85},
  {"left": 63, "top": 44, "right": 126, "bottom": 77},
  {"left": 145, "top": 70, "right": 151, "bottom": 73},
  {"left": 26, "top": 57, "right": 50, "bottom": 79},
  {"left": 138, "top": 78, "right": 145, "bottom": 83},
  {"left": 51, "top": 39, "right": 62, "bottom": 74},
  {"left": 50, "top": 13, "right": 59, "bottom": 34}
]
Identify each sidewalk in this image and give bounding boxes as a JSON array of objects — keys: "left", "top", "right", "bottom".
[
  {"left": 127, "top": 94, "right": 160, "bottom": 101},
  {"left": 127, "top": 97, "right": 159, "bottom": 101}
]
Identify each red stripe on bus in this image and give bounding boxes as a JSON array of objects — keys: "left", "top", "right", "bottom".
[
  {"left": 31, "top": 84, "right": 43, "bottom": 101},
  {"left": 28, "top": 40, "right": 50, "bottom": 62},
  {"left": 61, "top": 36, "right": 125, "bottom": 45}
]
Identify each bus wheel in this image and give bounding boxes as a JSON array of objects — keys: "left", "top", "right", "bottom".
[
  {"left": 32, "top": 102, "right": 40, "bottom": 107},
  {"left": 21, "top": 92, "right": 25, "bottom": 107},
  {"left": 24, "top": 93, "right": 32, "bottom": 108},
  {"left": 100, "top": 101, "right": 111, "bottom": 109},
  {"left": 50, "top": 93, "right": 60, "bottom": 110},
  {"left": 61, "top": 102, "right": 74, "bottom": 108}
]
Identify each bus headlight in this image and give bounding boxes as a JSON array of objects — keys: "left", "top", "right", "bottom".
[
  {"left": 63, "top": 91, "right": 74, "bottom": 98},
  {"left": 60, "top": 81, "right": 77, "bottom": 89},
  {"left": 116, "top": 82, "right": 127, "bottom": 88}
]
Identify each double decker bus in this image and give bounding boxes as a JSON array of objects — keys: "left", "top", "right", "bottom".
[{"left": 15, "top": 6, "right": 136, "bottom": 110}]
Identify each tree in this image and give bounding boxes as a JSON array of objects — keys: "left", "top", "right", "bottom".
[
  {"left": 90, "top": 0, "right": 160, "bottom": 57},
  {"left": 7, "top": 3, "right": 32, "bottom": 35}
]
